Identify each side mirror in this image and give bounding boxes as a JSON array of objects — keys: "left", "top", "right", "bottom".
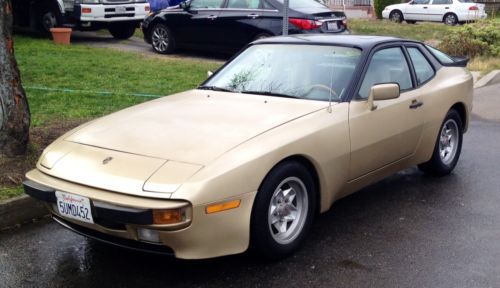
[
  {"left": 179, "top": 0, "right": 191, "bottom": 10},
  {"left": 207, "top": 70, "right": 213, "bottom": 77},
  {"left": 368, "top": 83, "right": 400, "bottom": 111}
]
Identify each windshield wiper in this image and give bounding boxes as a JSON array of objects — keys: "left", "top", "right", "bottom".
[
  {"left": 198, "top": 85, "right": 233, "bottom": 92},
  {"left": 240, "top": 90, "right": 301, "bottom": 99}
]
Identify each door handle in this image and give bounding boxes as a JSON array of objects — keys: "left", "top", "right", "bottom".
[
  {"left": 445, "top": 6, "right": 449, "bottom": 9},
  {"left": 423, "top": 6, "right": 428, "bottom": 8},
  {"left": 247, "top": 13, "right": 260, "bottom": 19},
  {"left": 207, "top": 15, "right": 218, "bottom": 20},
  {"left": 409, "top": 99, "right": 424, "bottom": 109}
]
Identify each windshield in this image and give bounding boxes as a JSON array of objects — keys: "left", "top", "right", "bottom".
[
  {"left": 275, "top": 0, "right": 327, "bottom": 9},
  {"left": 202, "top": 44, "right": 362, "bottom": 101}
]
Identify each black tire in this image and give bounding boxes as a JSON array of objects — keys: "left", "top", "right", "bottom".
[
  {"left": 150, "top": 23, "right": 176, "bottom": 54},
  {"left": 389, "top": 10, "right": 403, "bottom": 23},
  {"left": 36, "top": 3, "right": 61, "bottom": 36},
  {"left": 108, "top": 22, "right": 137, "bottom": 40},
  {"left": 443, "top": 13, "right": 458, "bottom": 26},
  {"left": 418, "top": 109, "right": 463, "bottom": 176},
  {"left": 406, "top": 20, "right": 417, "bottom": 24},
  {"left": 250, "top": 161, "right": 316, "bottom": 260}
]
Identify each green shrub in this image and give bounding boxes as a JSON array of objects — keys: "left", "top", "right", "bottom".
[
  {"left": 373, "top": 0, "right": 401, "bottom": 19},
  {"left": 438, "top": 20, "right": 500, "bottom": 57}
]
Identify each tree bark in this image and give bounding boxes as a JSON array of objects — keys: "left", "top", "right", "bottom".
[{"left": 0, "top": 0, "right": 30, "bottom": 156}]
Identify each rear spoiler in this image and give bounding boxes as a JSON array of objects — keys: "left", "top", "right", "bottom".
[{"left": 443, "top": 56, "right": 469, "bottom": 67}]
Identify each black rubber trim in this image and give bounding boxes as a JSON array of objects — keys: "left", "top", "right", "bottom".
[
  {"left": 23, "top": 180, "right": 154, "bottom": 225},
  {"left": 23, "top": 180, "right": 57, "bottom": 203},
  {"left": 93, "top": 202, "right": 153, "bottom": 225},
  {"left": 53, "top": 215, "right": 175, "bottom": 256}
]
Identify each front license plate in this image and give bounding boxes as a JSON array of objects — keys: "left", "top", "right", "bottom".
[
  {"left": 326, "top": 21, "right": 338, "bottom": 30},
  {"left": 56, "top": 191, "right": 94, "bottom": 224},
  {"left": 115, "top": 6, "right": 127, "bottom": 13}
]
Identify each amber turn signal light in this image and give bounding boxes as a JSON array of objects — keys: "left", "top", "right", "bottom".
[
  {"left": 153, "top": 209, "right": 184, "bottom": 225},
  {"left": 82, "top": 8, "right": 92, "bottom": 13},
  {"left": 206, "top": 200, "right": 241, "bottom": 214}
]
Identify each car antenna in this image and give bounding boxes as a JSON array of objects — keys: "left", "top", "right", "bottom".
[{"left": 327, "top": 54, "right": 335, "bottom": 113}]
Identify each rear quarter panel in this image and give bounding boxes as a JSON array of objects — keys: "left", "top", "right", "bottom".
[{"left": 413, "top": 66, "right": 473, "bottom": 164}]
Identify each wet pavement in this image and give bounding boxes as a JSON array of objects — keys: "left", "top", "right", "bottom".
[{"left": 1, "top": 85, "right": 500, "bottom": 287}]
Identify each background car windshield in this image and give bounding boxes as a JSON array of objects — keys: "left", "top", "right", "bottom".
[
  {"left": 275, "top": 0, "right": 327, "bottom": 9},
  {"left": 204, "top": 44, "right": 362, "bottom": 101}
]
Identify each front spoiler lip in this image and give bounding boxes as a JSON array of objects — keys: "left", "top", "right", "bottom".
[{"left": 53, "top": 215, "right": 175, "bottom": 256}]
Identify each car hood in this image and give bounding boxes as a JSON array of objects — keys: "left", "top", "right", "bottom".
[{"left": 64, "top": 89, "right": 327, "bottom": 166}]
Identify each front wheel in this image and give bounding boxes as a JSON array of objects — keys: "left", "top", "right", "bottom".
[
  {"left": 150, "top": 23, "right": 176, "bottom": 54},
  {"left": 37, "top": 4, "right": 60, "bottom": 36},
  {"left": 250, "top": 161, "right": 316, "bottom": 259},
  {"left": 418, "top": 109, "right": 463, "bottom": 176},
  {"left": 390, "top": 10, "right": 403, "bottom": 23},
  {"left": 108, "top": 22, "right": 137, "bottom": 40}
]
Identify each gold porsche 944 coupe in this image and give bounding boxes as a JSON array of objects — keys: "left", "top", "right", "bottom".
[{"left": 24, "top": 35, "right": 473, "bottom": 260}]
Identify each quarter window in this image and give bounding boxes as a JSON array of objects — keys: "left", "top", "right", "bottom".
[
  {"left": 408, "top": 47, "right": 435, "bottom": 85},
  {"left": 190, "top": 0, "right": 224, "bottom": 8},
  {"left": 227, "top": 0, "right": 260, "bottom": 8},
  {"left": 358, "top": 47, "right": 413, "bottom": 99}
]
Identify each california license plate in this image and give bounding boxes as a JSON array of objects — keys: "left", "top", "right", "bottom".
[
  {"left": 327, "top": 21, "right": 338, "bottom": 30},
  {"left": 56, "top": 191, "right": 94, "bottom": 224}
]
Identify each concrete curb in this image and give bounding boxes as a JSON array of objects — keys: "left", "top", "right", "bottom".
[
  {"left": 1, "top": 70, "right": 499, "bottom": 231},
  {"left": 0, "top": 195, "right": 48, "bottom": 230},
  {"left": 474, "top": 70, "right": 500, "bottom": 89}
]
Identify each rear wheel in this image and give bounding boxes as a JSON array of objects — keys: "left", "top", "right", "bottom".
[
  {"left": 444, "top": 13, "right": 458, "bottom": 25},
  {"left": 108, "top": 22, "right": 137, "bottom": 40},
  {"left": 150, "top": 23, "right": 176, "bottom": 54},
  {"left": 250, "top": 161, "right": 316, "bottom": 259},
  {"left": 418, "top": 109, "right": 463, "bottom": 176},
  {"left": 390, "top": 10, "right": 403, "bottom": 23}
]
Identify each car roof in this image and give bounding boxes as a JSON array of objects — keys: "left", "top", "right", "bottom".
[{"left": 253, "top": 35, "right": 414, "bottom": 49}]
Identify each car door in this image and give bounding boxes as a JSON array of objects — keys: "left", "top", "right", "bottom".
[
  {"left": 174, "top": 0, "right": 224, "bottom": 47},
  {"left": 404, "top": 0, "right": 431, "bottom": 21},
  {"left": 348, "top": 46, "right": 424, "bottom": 180},
  {"left": 428, "top": 0, "right": 453, "bottom": 22}
]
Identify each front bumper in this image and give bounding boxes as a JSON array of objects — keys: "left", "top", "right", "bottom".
[
  {"left": 24, "top": 169, "right": 257, "bottom": 259},
  {"left": 79, "top": 3, "right": 150, "bottom": 22}
]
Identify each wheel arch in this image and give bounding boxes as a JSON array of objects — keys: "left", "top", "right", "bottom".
[
  {"left": 450, "top": 102, "right": 468, "bottom": 132},
  {"left": 260, "top": 155, "right": 322, "bottom": 215},
  {"left": 390, "top": 9, "right": 404, "bottom": 21}
]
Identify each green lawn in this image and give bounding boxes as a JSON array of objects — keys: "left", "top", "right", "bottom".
[
  {"left": 348, "top": 18, "right": 455, "bottom": 42},
  {"left": 0, "top": 36, "right": 222, "bottom": 200},
  {"left": 15, "top": 36, "right": 222, "bottom": 126}
]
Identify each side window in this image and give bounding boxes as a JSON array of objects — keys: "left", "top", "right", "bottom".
[
  {"left": 358, "top": 47, "right": 413, "bottom": 99},
  {"left": 190, "top": 0, "right": 224, "bottom": 9},
  {"left": 407, "top": 47, "right": 435, "bottom": 85},
  {"left": 413, "top": 0, "right": 430, "bottom": 4},
  {"left": 432, "top": 0, "right": 451, "bottom": 4},
  {"left": 227, "top": 0, "right": 259, "bottom": 8},
  {"left": 262, "top": 0, "right": 276, "bottom": 9}
]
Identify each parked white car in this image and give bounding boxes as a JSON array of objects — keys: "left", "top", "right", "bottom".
[{"left": 382, "top": 0, "right": 487, "bottom": 25}]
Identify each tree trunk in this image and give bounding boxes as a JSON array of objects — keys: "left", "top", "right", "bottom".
[{"left": 0, "top": 0, "right": 30, "bottom": 156}]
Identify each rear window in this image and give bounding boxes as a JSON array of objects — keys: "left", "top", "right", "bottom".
[
  {"left": 425, "top": 45, "right": 455, "bottom": 64},
  {"left": 275, "top": 0, "right": 327, "bottom": 9}
]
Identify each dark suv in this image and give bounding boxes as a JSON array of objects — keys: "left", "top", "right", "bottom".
[{"left": 142, "top": 0, "right": 348, "bottom": 54}]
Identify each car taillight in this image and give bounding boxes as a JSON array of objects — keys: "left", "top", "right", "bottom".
[
  {"left": 342, "top": 19, "right": 348, "bottom": 29},
  {"left": 288, "top": 18, "right": 322, "bottom": 30},
  {"left": 469, "top": 6, "right": 478, "bottom": 10}
]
